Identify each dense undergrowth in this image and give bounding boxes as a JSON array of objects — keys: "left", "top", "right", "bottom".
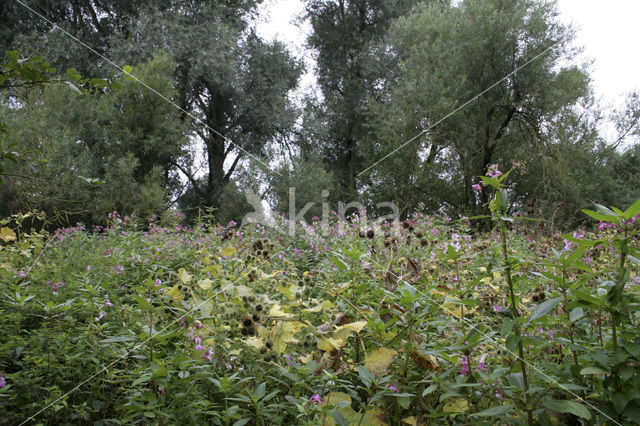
[{"left": 1, "top": 177, "right": 639, "bottom": 425}]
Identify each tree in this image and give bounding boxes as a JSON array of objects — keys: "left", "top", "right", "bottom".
[
  {"left": 0, "top": 52, "right": 189, "bottom": 226},
  {"left": 113, "top": 1, "right": 302, "bottom": 214},
  {"left": 362, "top": 0, "right": 595, "bottom": 219},
  {"left": 304, "top": 0, "right": 423, "bottom": 199}
]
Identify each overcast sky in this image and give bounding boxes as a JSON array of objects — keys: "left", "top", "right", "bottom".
[{"left": 256, "top": 0, "right": 640, "bottom": 110}]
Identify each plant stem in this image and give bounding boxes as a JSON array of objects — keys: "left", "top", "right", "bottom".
[{"left": 501, "top": 227, "right": 533, "bottom": 426}]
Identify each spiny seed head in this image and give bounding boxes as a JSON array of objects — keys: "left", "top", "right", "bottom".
[
  {"left": 415, "top": 231, "right": 423, "bottom": 238},
  {"left": 366, "top": 229, "right": 375, "bottom": 238},
  {"left": 255, "top": 304, "right": 263, "bottom": 312},
  {"left": 265, "top": 341, "right": 273, "bottom": 349},
  {"left": 420, "top": 239, "right": 428, "bottom": 246},
  {"left": 242, "top": 318, "right": 253, "bottom": 328},
  {"left": 240, "top": 328, "right": 249, "bottom": 336},
  {"left": 532, "top": 294, "right": 539, "bottom": 302},
  {"left": 358, "top": 230, "right": 366, "bottom": 238},
  {"left": 538, "top": 292, "right": 546, "bottom": 300},
  {"left": 252, "top": 313, "right": 260, "bottom": 322}
]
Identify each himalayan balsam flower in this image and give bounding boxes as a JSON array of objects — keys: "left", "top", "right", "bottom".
[
  {"left": 472, "top": 183, "right": 482, "bottom": 192},
  {"left": 202, "top": 347, "right": 214, "bottom": 362},
  {"left": 309, "top": 394, "right": 323, "bottom": 404},
  {"left": 194, "top": 337, "right": 203, "bottom": 351},
  {"left": 388, "top": 383, "right": 400, "bottom": 393},
  {"left": 0, "top": 376, "right": 6, "bottom": 387},
  {"left": 487, "top": 164, "right": 503, "bottom": 178}
]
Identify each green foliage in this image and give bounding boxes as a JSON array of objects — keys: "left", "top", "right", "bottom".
[
  {"left": 0, "top": 52, "right": 188, "bottom": 226},
  {"left": 1, "top": 191, "right": 638, "bottom": 424}
]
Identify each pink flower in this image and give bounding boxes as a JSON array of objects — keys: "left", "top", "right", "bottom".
[
  {"left": 487, "top": 164, "right": 503, "bottom": 178},
  {"left": 104, "top": 299, "right": 113, "bottom": 307},
  {"left": 309, "top": 394, "right": 323, "bottom": 404},
  {"left": 388, "top": 383, "right": 400, "bottom": 393},
  {"left": 202, "top": 347, "right": 214, "bottom": 362},
  {"left": 195, "top": 337, "right": 203, "bottom": 351},
  {"left": 472, "top": 183, "right": 482, "bottom": 191},
  {"left": 97, "top": 311, "right": 105, "bottom": 320},
  {"left": 0, "top": 376, "right": 6, "bottom": 388}
]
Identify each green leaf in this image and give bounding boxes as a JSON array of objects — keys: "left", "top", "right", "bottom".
[
  {"left": 507, "top": 373, "right": 524, "bottom": 391},
  {"left": 623, "top": 198, "right": 640, "bottom": 220},
  {"left": 123, "top": 65, "right": 133, "bottom": 75},
  {"left": 422, "top": 384, "right": 438, "bottom": 396},
  {"left": 527, "top": 297, "right": 562, "bottom": 324},
  {"left": 470, "top": 405, "right": 514, "bottom": 417},
  {"left": 542, "top": 399, "right": 591, "bottom": 420},
  {"left": 100, "top": 336, "right": 136, "bottom": 343},
  {"left": 581, "top": 209, "right": 619, "bottom": 224},
  {"left": 569, "top": 307, "right": 584, "bottom": 323},
  {"left": 505, "top": 335, "right": 520, "bottom": 353},
  {"left": 65, "top": 81, "right": 83, "bottom": 95},
  {"left": 579, "top": 366, "right": 607, "bottom": 375}
]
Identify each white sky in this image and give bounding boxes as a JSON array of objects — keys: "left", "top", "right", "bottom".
[{"left": 256, "top": 0, "right": 640, "bottom": 111}]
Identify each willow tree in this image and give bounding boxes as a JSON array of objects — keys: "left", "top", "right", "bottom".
[{"left": 363, "top": 0, "right": 593, "bottom": 217}]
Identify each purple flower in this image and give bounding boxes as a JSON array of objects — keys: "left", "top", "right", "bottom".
[
  {"left": 18, "top": 270, "right": 26, "bottom": 278},
  {"left": 195, "top": 337, "right": 203, "bottom": 351},
  {"left": 487, "top": 164, "right": 503, "bottom": 178},
  {"left": 179, "top": 316, "right": 186, "bottom": 327},
  {"left": 202, "top": 347, "right": 214, "bottom": 362},
  {"left": 155, "top": 278, "right": 162, "bottom": 286},
  {"left": 472, "top": 183, "right": 482, "bottom": 192},
  {"left": 0, "top": 376, "right": 6, "bottom": 388},
  {"left": 97, "top": 311, "right": 105, "bottom": 320},
  {"left": 388, "top": 383, "right": 400, "bottom": 393},
  {"left": 309, "top": 394, "right": 323, "bottom": 404},
  {"left": 104, "top": 299, "right": 113, "bottom": 307}
]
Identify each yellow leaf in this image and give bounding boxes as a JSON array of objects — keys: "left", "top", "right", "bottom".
[
  {"left": 272, "top": 321, "right": 303, "bottom": 354},
  {"left": 203, "top": 265, "right": 222, "bottom": 277},
  {"left": 402, "top": 417, "right": 418, "bottom": 426},
  {"left": 317, "top": 336, "right": 348, "bottom": 352},
  {"left": 198, "top": 278, "right": 214, "bottom": 290},
  {"left": 168, "top": 285, "right": 184, "bottom": 302},
  {"left": 235, "top": 285, "right": 254, "bottom": 297},
  {"left": 277, "top": 282, "right": 299, "bottom": 300},
  {"left": 303, "top": 300, "right": 334, "bottom": 312},
  {"left": 335, "top": 281, "right": 351, "bottom": 292},
  {"left": 493, "top": 271, "right": 502, "bottom": 280},
  {"left": 443, "top": 398, "right": 469, "bottom": 416},
  {"left": 245, "top": 336, "right": 264, "bottom": 349},
  {"left": 178, "top": 268, "right": 192, "bottom": 284},
  {"left": 361, "top": 407, "right": 389, "bottom": 425},
  {"left": 0, "top": 227, "right": 16, "bottom": 243},
  {"left": 364, "top": 347, "right": 398, "bottom": 377},
  {"left": 269, "top": 304, "right": 293, "bottom": 318},
  {"left": 410, "top": 351, "right": 442, "bottom": 372},
  {"left": 336, "top": 321, "right": 367, "bottom": 333},
  {"left": 441, "top": 300, "right": 476, "bottom": 318},
  {"left": 299, "top": 353, "right": 314, "bottom": 363},
  {"left": 192, "top": 297, "right": 212, "bottom": 316},
  {"left": 220, "top": 245, "right": 237, "bottom": 257},
  {"left": 321, "top": 392, "right": 352, "bottom": 407}
]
